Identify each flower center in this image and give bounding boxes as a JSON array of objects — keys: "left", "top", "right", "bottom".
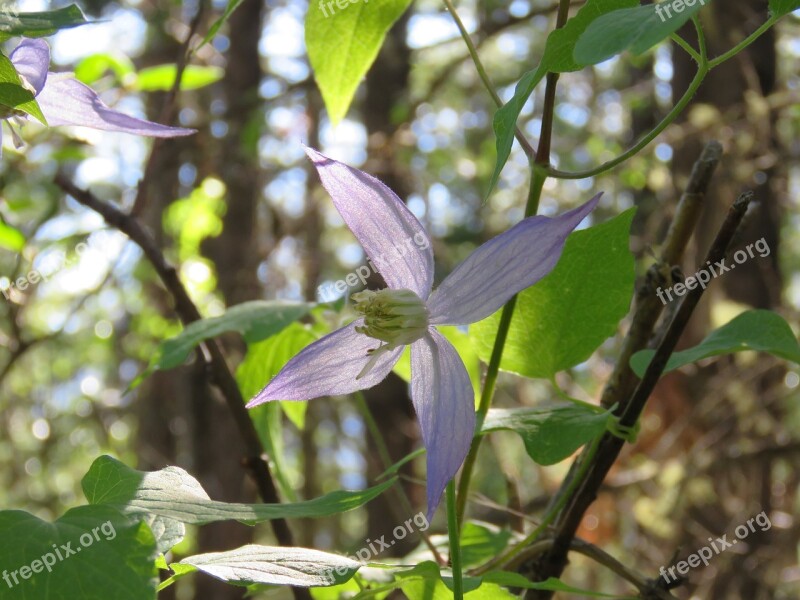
[{"left": 352, "top": 288, "right": 429, "bottom": 348}]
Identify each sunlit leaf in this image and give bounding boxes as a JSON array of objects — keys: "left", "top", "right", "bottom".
[
  {"left": 0, "top": 220, "right": 25, "bottom": 252},
  {"left": 176, "top": 545, "right": 359, "bottom": 587},
  {"left": 83, "top": 455, "right": 396, "bottom": 525},
  {"left": 470, "top": 209, "right": 635, "bottom": 379},
  {"left": 134, "top": 65, "right": 224, "bottom": 92},
  {"left": 306, "top": 0, "right": 413, "bottom": 123}
]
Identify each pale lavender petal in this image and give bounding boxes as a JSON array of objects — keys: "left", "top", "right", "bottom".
[
  {"left": 410, "top": 329, "right": 475, "bottom": 517},
  {"left": 305, "top": 146, "right": 434, "bottom": 299},
  {"left": 9, "top": 39, "right": 49, "bottom": 95},
  {"left": 427, "top": 194, "right": 602, "bottom": 325},
  {"left": 247, "top": 320, "right": 403, "bottom": 407},
  {"left": 35, "top": 73, "right": 196, "bottom": 137}
]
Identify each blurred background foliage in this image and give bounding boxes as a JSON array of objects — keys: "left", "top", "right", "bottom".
[{"left": 0, "top": 0, "right": 799, "bottom": 598}]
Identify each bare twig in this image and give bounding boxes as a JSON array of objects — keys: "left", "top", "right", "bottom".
[
  {"left": 524, "top": 191, "right": 754, "bottom": 599},
  {"left": 53, "top": 177, "right": 308, "bottom": 581}
]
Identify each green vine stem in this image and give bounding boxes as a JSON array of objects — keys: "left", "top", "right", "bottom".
[{"left": 446, "top": 480, "right": 464, "bottom": 599}]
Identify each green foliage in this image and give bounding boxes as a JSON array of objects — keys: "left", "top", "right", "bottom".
[
  {"left": 143, "top": 300, "right": 311, "bottom": 375},
  {"left": 631, "top": 309, "right": 800, "bottom": 376},
  {"left": 393, "top": 325, "right": 482, "bottom": 403},
  {"left": 573, "top": 1, "right": 713, "bottom": 66},
  {"left": 83, "top": 455, "right": 396, "bottom": 526},
  {"left": 769, "top": 0, "right": 800, "bottom": 17},
  {"left": 133, "top": 65, "right": 224, "bottom": 92},
  {"left": 0, "top": 52, "right": 46, "bottom": 124},
  {"left": 0, "top": 505, "right": 158, "bottom": 600},
  {"left": 237, "top": 322, "right": 320, "bottom": 499},
  {"left": 305, "top": 0, "right": 413, "bottom": 123},
  {"left": 471, "top": 208, "right": 636, "bottom": 379},
  {"left": 0, "top": 220, "right": 25, "bottom": 251},
  {"left": 170, "top": 545, "right": 359, "bottom": 588},
  {"left": 0, "top": 5, "right": 88, "bottom": 41},
  {"left": 488, "top": 0, "right": 637, "bottom": 194},
  {"left": 481, "top": 404, "right": 610, "bottom": 465},
  {"left": 74, "top": 53, "right": 136, "bottom": 85}
]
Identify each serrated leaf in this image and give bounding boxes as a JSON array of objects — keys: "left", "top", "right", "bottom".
[
  {"left": 150, "top": 300, "right": 311, "bottom": 372},
  {"left": 574, "top": 1, "right": 713, "bottom": 66},
  {"left": 177, "top": 545, "right": 360, "bottom": 587},
  {"left": 0, "top": 52, "right": 46, "bottom": 124},
  {"left": 306, "top": 0, "right": 412, "bottom": 124},
  {"left": 0, "top": 505, "right": 158, "bottom": 600},
  {"left": 83, "top": 455, "right": 396, "bottom": 525},
  {"left": 470, "top": 208, "right": 635, "bottom": 379},
  {"left": 133, "top": 65, "right": 224, "bottom": 92},
  {"left": 0, "top": 220, "right": 25, "bottom": 251},
  {"left": 769, "top": 0, "right": 800, "bottom": 17},
  {"left": 630, "top": 309, "right": 800, "bottom": 376},
  {"left": 488, "top": 0, "right": 638, "bottom": 195},
  {"left": 481, "top": 404, "right": 610, "bottom": 465},
  {"left": 0, "top": 5, "right": 87, "bottom": 40}
]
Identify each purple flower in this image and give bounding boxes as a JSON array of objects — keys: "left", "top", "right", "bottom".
[
  {"left": 3, "top": 38, "right": 194, "bottom": 146},
  {"left": 248, "top": 147, "right": 601, "bottom": 516}
]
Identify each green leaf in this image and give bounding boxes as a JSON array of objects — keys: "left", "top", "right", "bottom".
[
  {"left": 480, "top": 571, "right": 628, "bottom": 597},
  {"left": 176, "top": 545, "right": 359, "bottom": 587},
  {"left": 82, "top": 455, "right": 396, "bottom": 525},
  {"left": 393, "top": 325, "right": 481, "bottom": 404},
  {"left": 237, "top": 323, "right": 319, "bottom": 500},
  {"left": 0, "top": 5, "right": 88, "bottom": 41},
  {"left": 133, "top": 65, "right": 224, "bottom": 92},
  {"left": 470, "top": 208, "right": 636, "bottom": 379},
  {"left": 481, "top": 404, "right": 610, "bottom": 465},
  {"left": 769, "top": 0, "right": 800, "bottom": 17},
  {"left": 0, "top": 505, "right": 158, "bottom": 600},
  {"left": 305, "top": 0, "right": 413, "bottom": 124},
  {"left": 151, "top": 300, "right": 311, "bottom": 371},
  {"left": 200, "top": 0, "right": 246, "bottom": 48},
  {"left": 488, "top": 0, "right": 638, "bottom": 195},
  {"left": 74, "top": 53, "right": 136, "bottom": 85},
  {"left": 630, "top": 309, "right": 800, "bottom": 376},
  {"left": 237, "top": 322, "right": 318, "bottom": 428},
  {"left": 423, "top": 522, "right": 512, "bottom": 568},
  {"left": 574, "top": 1, "right": 713, "bottom": 66},
  {"left": 0, "top": 52, "right": 46, "bottom": 124},
  {"left": 0, "top": 220, "right": 25, "bottom": 251}
]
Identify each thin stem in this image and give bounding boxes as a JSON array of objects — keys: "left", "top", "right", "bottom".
[
  {"left": 454, "top": 0, "right": 570, "bottom": 523},
  {"left": 441, "top": 0, "right": 535, "bottom": 158},
  {"left": 693, "top": 15, "right": 707, "bottom": 64},
  {"left": 354, "top": 392, "right": 446, "bottom": 565},
  {"left": 474, "top": 434, "right": 602, "bottom": 574},
  {"left": 446, "top": 481, "right": 464, "bottom": 600},
  {"left": 708, "top": 16, "right": 777, "bottom": 69},
  {"left": 547, "top": 62, "right": 709, "bottom": 180},
  {"left": 670, "top": 33, "right": 701, "bottom": 63}
]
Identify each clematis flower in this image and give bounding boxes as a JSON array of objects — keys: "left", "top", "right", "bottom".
[
  {"left": 248, "top": 147, "right": 601, "bottom": 516},
  {"left": 1, "top": 38, "right": 194, "bottom": 148}
]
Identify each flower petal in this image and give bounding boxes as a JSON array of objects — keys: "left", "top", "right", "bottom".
[
  {"left": 410, "top": 329, "right": 475, "bottom": 517},
  {"left": 35, "top": 73, "right": 196, "bottom": 137},
  {"left": 305, "top": 146, "right": 434, "bottom": 299},
  {"left": 9, "top": 38, "right": 49, "bottom": 95},
  {"left": 247, "top": 319, "right": 403, "bottom": 407},
  {"left": 427, "top": 194, "right": 601, "bottom": 325}
]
